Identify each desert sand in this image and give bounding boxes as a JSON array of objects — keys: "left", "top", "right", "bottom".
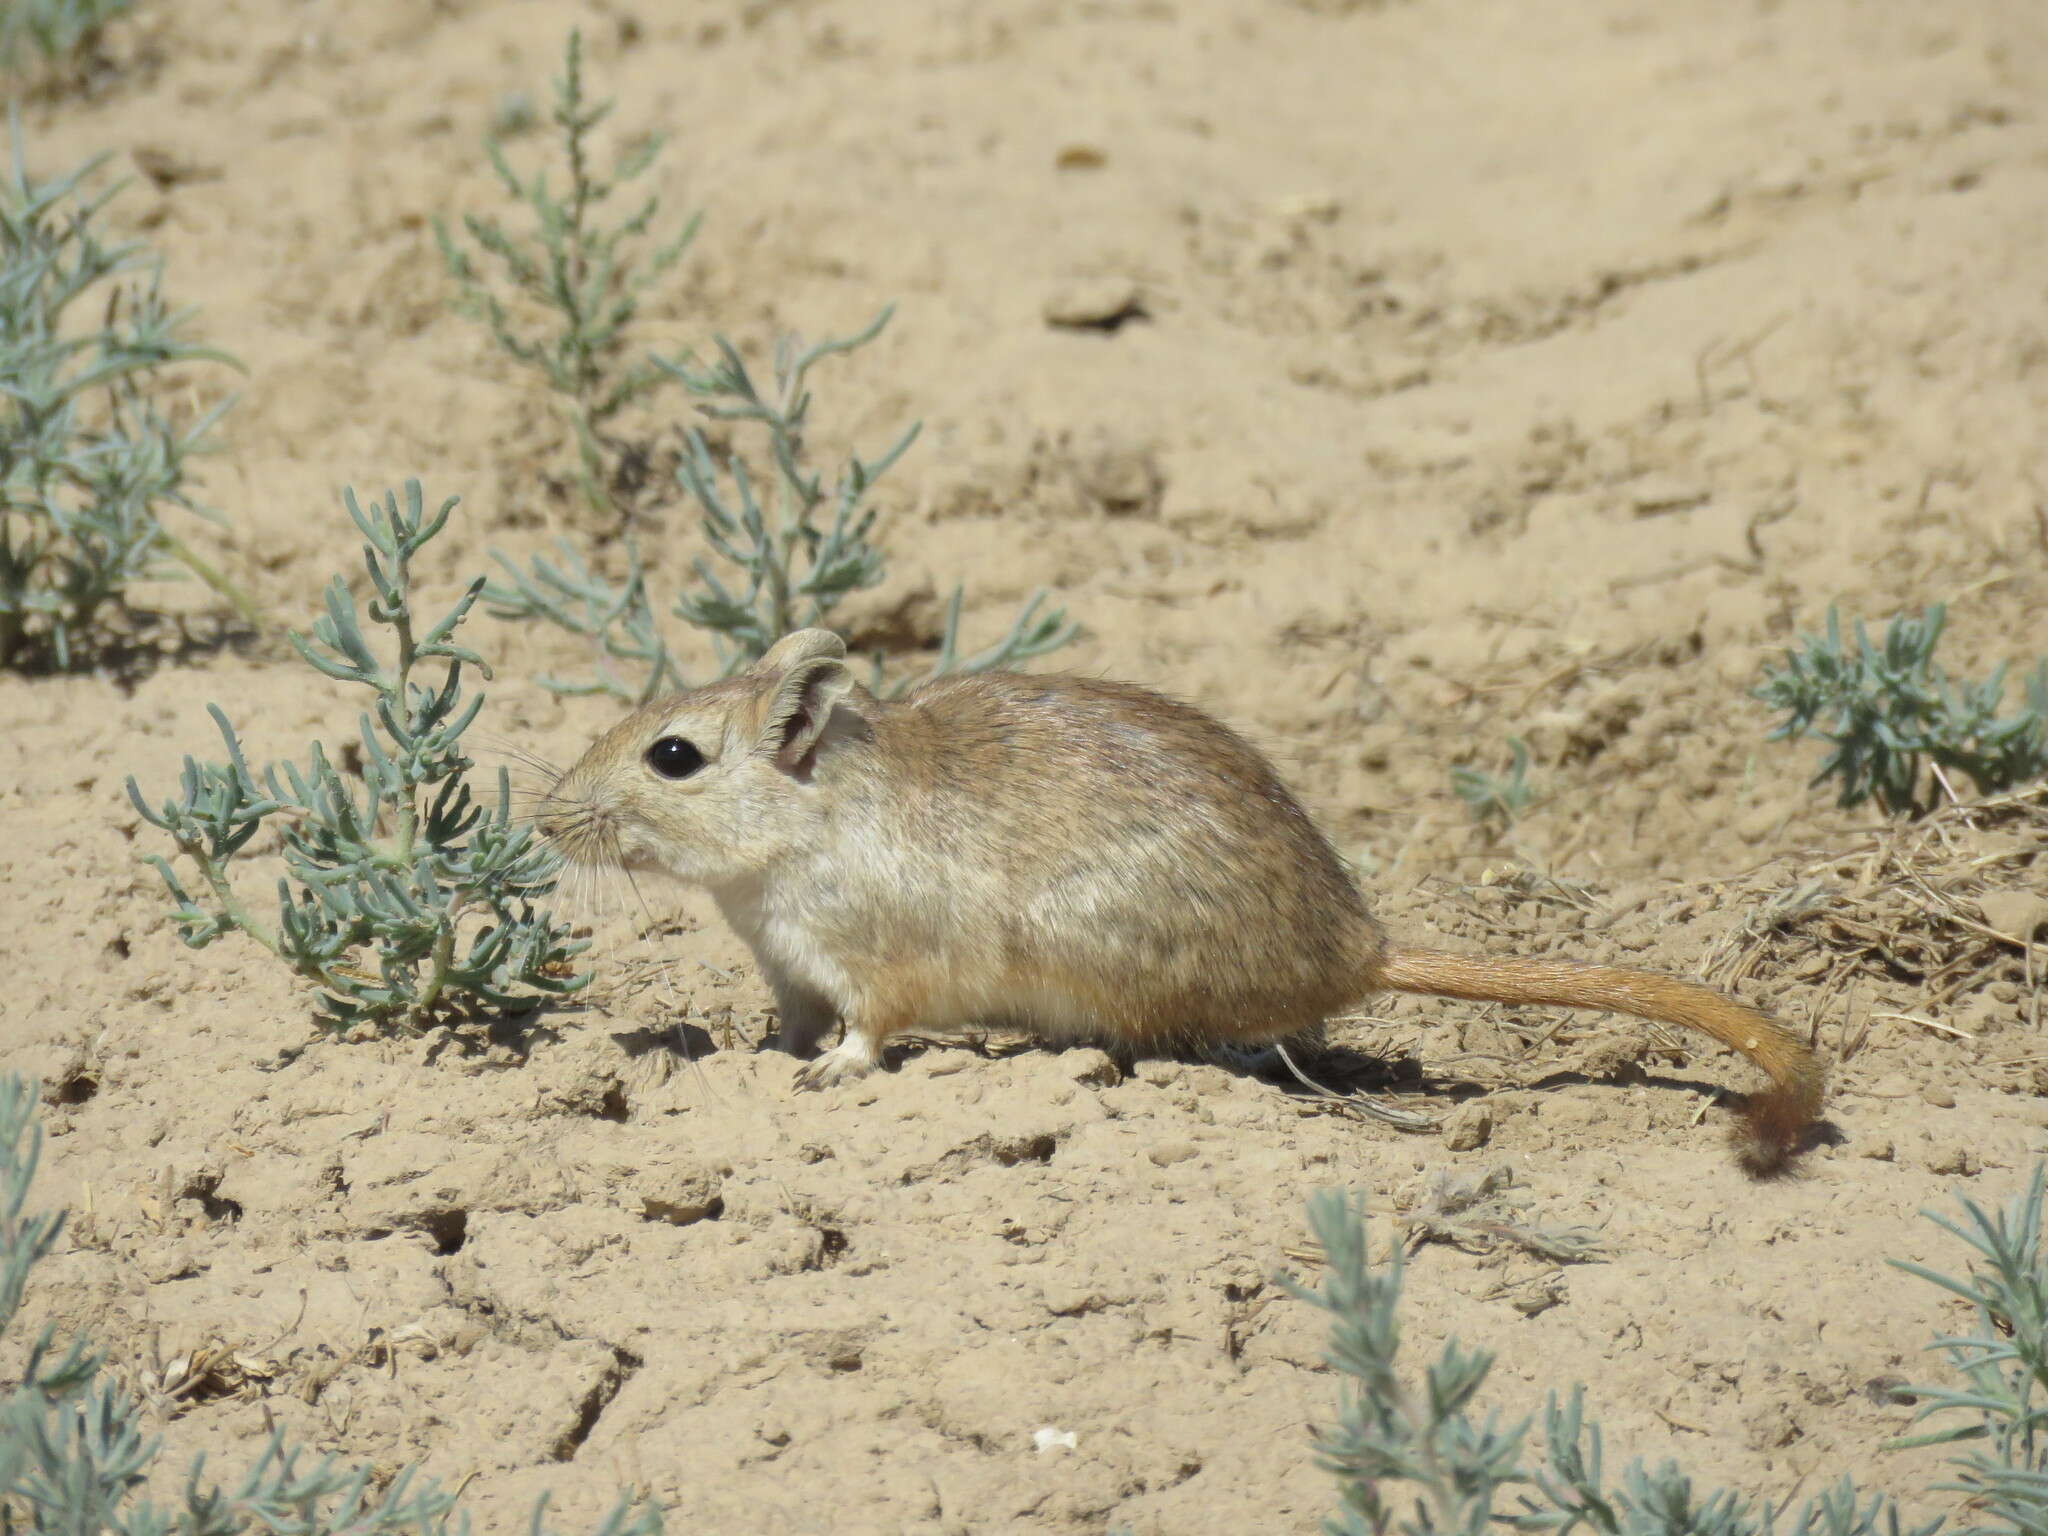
[{"left": 6, "top": 0, "right": 2048, "bottom": 1531}]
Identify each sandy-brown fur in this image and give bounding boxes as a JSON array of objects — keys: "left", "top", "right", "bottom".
[
  {"left": 542, "top": 630, "right": 1826, "bottom": 1176},
  {"left": 1373, "top": 948, "right": 1822, "bottom": 1176}
]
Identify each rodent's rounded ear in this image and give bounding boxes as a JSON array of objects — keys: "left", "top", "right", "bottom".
[
  {"left": 758, "top": 655, "right": 857, "bottom": 773},
  {"left": 752, "top": 629, "right": 847, "bottom": 678}
]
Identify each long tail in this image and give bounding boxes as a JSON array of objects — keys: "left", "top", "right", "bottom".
[{"left": 1374, "top": 946, "right": 1824, "bottom": 1177}]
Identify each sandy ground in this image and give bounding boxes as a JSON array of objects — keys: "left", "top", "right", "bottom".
[{"left": 6, "top": 0, "right": 2048, "bottom": 1530}]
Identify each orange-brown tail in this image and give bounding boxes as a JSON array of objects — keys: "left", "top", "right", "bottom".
[{"left": 1374, "top": 945, "right": 1823, "bottom": 1177}]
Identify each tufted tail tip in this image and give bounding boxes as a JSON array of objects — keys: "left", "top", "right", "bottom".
[{"left": 1730, "top": 1080, "right": 1824, "bottom": 1179}]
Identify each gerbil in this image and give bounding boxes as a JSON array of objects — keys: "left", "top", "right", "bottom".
[{"left": 539, "top": 629, "right": 1823, "bottom": 1176}]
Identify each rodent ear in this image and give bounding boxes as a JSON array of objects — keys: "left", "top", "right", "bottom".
[
  {"left": 752, "top": 629, "right": 847, "bottom": 678},
  {"left": 758, "top": 656, "right": 856, "bottom": 774}
]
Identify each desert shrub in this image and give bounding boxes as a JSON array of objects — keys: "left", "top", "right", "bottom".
[
  {"left": 0, "top": 1074, "right": 662, "bottom": 1533},
  {"left": 435, "top": 28, "right": 698, "bottom": 519},
  {"left": 1285, "top": 1166, "right": 2048, "bottom": 1535},
  {"left": 126, "top": 481, "right": 587, "bottom": 1031},
  {"left": 487, "top": 306, "right": 1077, "bottom": 701},
  {"left": 0, "top": 0, "right": 132, "bottom": 76},
  {"left": 1887, "top": 1166, "right": 2048, "bottom": 1531},
  {"left": 1754, "top": 604, "right": 2048, "bottom": 816},
  {"left": 444, "top": 32, "right": 1076, "bottom": 698},
  {"left": 1, "top": 124, "right": 250, "bottom": 669},
  {"left": 1449, "top": 736, "right": 1538, "bottom": 828}
]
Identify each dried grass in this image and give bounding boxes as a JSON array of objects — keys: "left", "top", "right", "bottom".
[
  {"left": 1703, "top": 781, "right": 2047, "bottom": 1029},
  {"left": 1345, "top": 784, "right": 2046, "bottom": 1100}
]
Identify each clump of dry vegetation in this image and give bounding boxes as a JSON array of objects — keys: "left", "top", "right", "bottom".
[{"left": 1705, "top": 780, "right": 2047, "bottom": 1089}]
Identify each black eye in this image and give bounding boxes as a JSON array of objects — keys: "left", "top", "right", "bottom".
[{"left": 645, "top": 736, "right": 704, "bottom": 780}]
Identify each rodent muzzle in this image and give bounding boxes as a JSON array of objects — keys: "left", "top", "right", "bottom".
[{"left": 535, "top": 784, "right": 617, "bottom": 871}]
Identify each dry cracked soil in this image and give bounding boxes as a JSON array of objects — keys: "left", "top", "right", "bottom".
[{"left": 6, "top": 0, "right": 2048, "bottom": 1531}]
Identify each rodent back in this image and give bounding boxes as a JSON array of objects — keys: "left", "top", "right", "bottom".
[{"left": 835, "top": 673, "right": 1385, "bottom": 1039}]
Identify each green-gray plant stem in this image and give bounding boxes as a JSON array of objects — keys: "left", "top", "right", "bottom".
[
  {"left": 0, "top": 0, "right": 134, "bottom": 74},
  {"left": 1755, "top": 603, "right": 2048, "bottom": 816},
  {"left": 489, "top": 306, "right": 1078, "bottom": 702},
  {"left": 1282, "top": 1183, "right": 1985, "bottom": 1536},
  {"left": 129, "top": 481, "right": 588, "bottom": 1029},
  {"left": 435, "top": 28, "right": 699, "bottom": 520},
  {"left": 2, "top": 119, "right": 255, "bottom": 667}
]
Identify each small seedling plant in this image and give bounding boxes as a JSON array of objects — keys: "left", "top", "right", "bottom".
[
  {"left": 1284, "top": 1166, "right": 2048, "bottom": 1536},
  {"left": 486, "top": 307, "right": 1077, "bottom": 702},
  {"left": 128, "top": 482, "right": 588, "bottom": 1030},
  {"left": 1, "top": 126, "right": 250, "bottom": 668},
  {"left": 1450, "top": 736, "right": 1538, "bottom": 828},
  {"left": 436, "top": 28, "right": 698, "bottom": 519},
  {"left": 1885, "top": 1165, "right": 2048, "bottom": 1529},
  {"left": 1754, "top": 603, "right": 2048, "bottom": 815},
  {"left": 0, "top": 0, "right": 133, "bottom": 77}
]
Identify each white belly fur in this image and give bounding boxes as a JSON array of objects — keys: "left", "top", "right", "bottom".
[{"left": 712, "top": 845, "right": 1136, "bottom": 1040}]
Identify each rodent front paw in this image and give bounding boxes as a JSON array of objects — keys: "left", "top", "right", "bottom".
[{"left": 792, "top": 1036, "right": 878, "bottom": 1091}]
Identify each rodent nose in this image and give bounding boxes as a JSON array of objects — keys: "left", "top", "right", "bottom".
[
  {"left": 527, "top": 788, "right": 564, "bottom": 839},
  {"left": 532, "top": 782, "right": 605, "bottom": 865}
]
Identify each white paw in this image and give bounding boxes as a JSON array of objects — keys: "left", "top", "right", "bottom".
[{"left": 793, "top": 1033, "right": 879, "bottom": 1092}]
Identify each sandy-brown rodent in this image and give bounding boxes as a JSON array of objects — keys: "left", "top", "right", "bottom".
[{"left": 540, "top": 629, "right": 1823, "bottom": 1175}]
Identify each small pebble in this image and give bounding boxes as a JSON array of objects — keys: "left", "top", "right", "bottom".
[
  {"left": 1064, "top": 1048, "right": 1122, "bottom": 1087},
  {"left": 1921, "top": 1141, "right": 1980, "bottom": 1177},
  {"left": 1922, "top": 1084, "right": 1956, "bottom": 1109},
  {"left": 634, "top": 1156, "right": 726, "bottom": 1226},
  {"left": 1042, "top": 277, "right": 1146, "bottom": 330},
  {"left": 1442, "top": 1102, "right": 1495, "bottom": 1152},
  {"left": 1977, "top": 891, "right": 2048, "bottom": 943}
]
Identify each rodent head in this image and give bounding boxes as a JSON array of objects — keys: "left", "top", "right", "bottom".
[{"left": 538, "top": 629, "right": 864, "bottom": 889}]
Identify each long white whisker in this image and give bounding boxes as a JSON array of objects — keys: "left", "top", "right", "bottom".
[
  {"left": 471, "top": 733, "right": 562, "bottom": 781},
  {"left": 542, "top": 816, "right": 721, "bottom": 1107},
  {"left": 608, "top": 848, "right": 720, "bottom": 1104}
]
